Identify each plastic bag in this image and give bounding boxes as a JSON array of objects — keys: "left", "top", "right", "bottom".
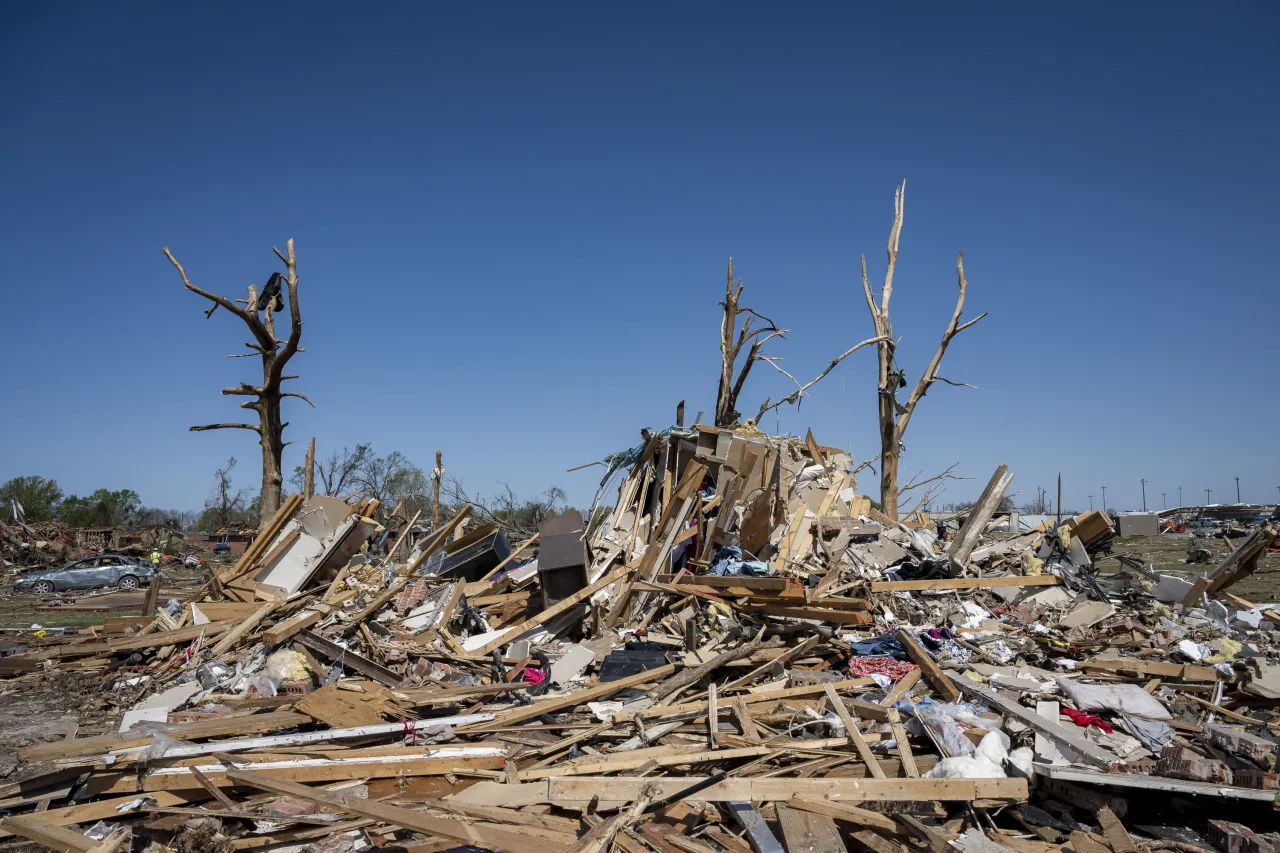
[
  {"left": 241, "top": 673, "right": 279, "bottom": 698},
  {"left": 197, "top": 661, "right": 229, "bottom": 690},
  {"left": 146, "top": 732, "right": 181, "bottom": 760}
]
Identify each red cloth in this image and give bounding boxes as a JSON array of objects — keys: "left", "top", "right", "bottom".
[
  {"left": 1061, "top": 706, "right": 1113, "bottom": 734},
  {"left": 522, "top": 668, "right": 546, "bottom": 685}
]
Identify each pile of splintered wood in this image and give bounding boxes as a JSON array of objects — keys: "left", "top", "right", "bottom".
[{"left": 1, "top": 424, "right": 1279, "bottom": 853}]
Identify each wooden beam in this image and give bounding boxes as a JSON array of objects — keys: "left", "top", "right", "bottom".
[
  {"left": 824, "top": 683, "right": 885, "bottom": 778},
  {"left": 778, "top": 804, "right": 848, "bottom": 853},
  {"left": 465, "top": 663, "right": 678, "bottom": 730},
  {"left": 953, "top": 674, "right": 1117, "bottom": 768},
  {"left": 293, "top": 629, "right": 401, "bottom": 687},
  {"left": 786, "top": 798, "right": 897, "bottom": 833},
  {"left": 895, "top": 629, "right": 960, "bottom": 703},
  {"left": 0, "top": 815, "right": 95, "bottom": 852},
  {"left": 871, "top": 576, "right": 1059, "bottom": 593},
  {"left": 545, "top": 777, "right": 1028, "bottom": 804},
  {"left": 209, "top": 601, "right": 276, "bottom": 656},
  {"left": 402, "top": 504, "right": 473, "bottom": 576},
  {"left": 479, "top": 532, "right": 539, "bottom": 582},
  {"left": 225, "top": 767, "right": 561, "bottom": 853},
  {"left": 262, "top": 607, "right": 325, "bottom": 646},
  {"left": 887, "top": 709, "right": 918, "bottom": 778},
  {"left": 946, "top": 465, "right": 1012, "bottom": 570}
]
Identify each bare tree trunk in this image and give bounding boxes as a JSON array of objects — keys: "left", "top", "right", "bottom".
[
  {"left": 860, "top": 182, "right": 987, "bottom": 520},
  {"left": 303, "top": 437, "right": 315, "bottom": 500},
  {"left": 165, "top": 239, "right": 312, "bottom": 527}
]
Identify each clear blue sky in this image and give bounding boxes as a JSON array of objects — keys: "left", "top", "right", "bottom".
[{"left": 2, "top": 3, "right": 1277, "bottom": 515}]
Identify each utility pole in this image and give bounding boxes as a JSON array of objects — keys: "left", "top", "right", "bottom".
[
  {"left": 1101, "top": 485, "right": 1107, "bottom": 514},
  {"left": 1235, "top": 477, "right": 1241, "bottom": 503},
  {"left": 1162, "top": 492, "right": 1167, "bottom": 510},
  {"left": 1140, "top": 478, "right": 1147, "bottom": 512},
  {"left": 1056, "top": 473, "right": 1062, "bottom": 526},
  {"left": 432, "top": 449, "right": 443, "bottom": 529},
  {"left": 1206, "top": 488, "right": 1212, "bottom": 504},
  {"left": 1178, "top": 485, "right": 1183, "bottom": 508},
  {"left": 1089, "top": 494, "right": 1094, "bottom": 511}
]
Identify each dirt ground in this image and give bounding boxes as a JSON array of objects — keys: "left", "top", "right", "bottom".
[{"left": 1104, "top": 532, "right": 1280, "bottom": 603}]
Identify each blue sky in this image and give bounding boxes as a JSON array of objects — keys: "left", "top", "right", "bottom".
[{"left": 1, "top": 3, "right": 1277, "bottom": 515}]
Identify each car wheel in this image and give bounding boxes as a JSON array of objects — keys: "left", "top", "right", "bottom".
[
  {"left": 32, "top": 580, "right": 55, "bottom": 595},
  {"left": 117, "top": 575, "right": 140, "bottom": 591}
]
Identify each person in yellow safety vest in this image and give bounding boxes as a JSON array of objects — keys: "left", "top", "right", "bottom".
[{"left": 150, "top": 550, "right": 162, "bottom": 571}]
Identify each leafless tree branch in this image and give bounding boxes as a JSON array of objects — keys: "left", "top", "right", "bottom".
[
  {"left": 190, "top": 423, "right": 262, "bottom": 433},
  {"left": 755, "top": 334, "right": 888, "bottom": 421},
  {"left": 282, "top": 392, "right": 316, "bottom": 408}
]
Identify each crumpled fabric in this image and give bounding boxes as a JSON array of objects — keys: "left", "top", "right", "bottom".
[
  {"left": 1121, "top": 714, "right": 1175, "bottom": 753},
  {"left": 848, "top": 656, "right": 918, "bottom": 680},
  {"left": 709, "top": 544, "right": 773, "bottom": 577},
  {"left": 1061, "top": 706, "right": 1113, "bottom": 733},
  {"left": 522, "top": 668, "right": 545, "bottom": 684},
  {"left": 847, "top": 636, "right": 909, "bottom": 659}
]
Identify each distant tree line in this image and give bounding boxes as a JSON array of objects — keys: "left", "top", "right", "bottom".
[
  {"left": 0, "top": 475, "right": 195, "bottom": 529},
  {"left": 3, "top": 443, "right": 589, "bottom": 539}
]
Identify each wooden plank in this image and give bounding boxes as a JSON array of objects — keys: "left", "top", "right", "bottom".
[
  {"left": 746, "top": 604, "right": 872, "bottom": 626},
  {"left": 1097, "top": 806, "right": 1137, "bottom": 853},
  {"left": 467, "top": 663, "right": 677, "bottom": 730},
  {"left": 545, "top": 777, "right": 1029, "bottom": 804},
  {"left": 1077, "top": 657, "right": 1221, "bottom": 682},
  {"left": 625, "top": 677, "right": 876, "bottom": 720},
  {"left": 723, "top": 634, "right": 820, "bottom": 691},
  {"left": 475, "top": 563, "right": 632, "bottom": 655},
  {"left": 0, "top": 792, "right": 195, "bottom": 841},
  {"left": 225, "top": 767, "right": 559, "bottom": 853},
  {"left": 479, "top": 532, "right": 539, "bottom": 582},
  {"left": 871, "top": 576, "right": 1059, "bottom": 593},
  {"left": 520, "top": 745, "right": 770, "bottom": 781},
  {"left": 294, "top": 629, "right": 401, "bottom": 687},
  {"left": 733, "top": 698, "right": 761, "bottom": 741},
  {"left": 778, "top": 804, "right": 848, "bottom": 853},
  {"left": 946, "top": 465, "right": 1012, "bottom": 569},
  {"left": 402, "top": 504, "right": 473, "bottom": 576},
  {"left": 215, "top": 493, "right": 304, "bottom": 588},
  {"left": 887, "top": 709, "right": 919, "bottom": 777},
  {"left": 209, "top": 601, "right": 277, "bottom": 656},
  {"left": 953, "top": 675, "right": 1117, "bottom": 768},
  {"left": 262, "top": 608, "right": 324, "bottom": 646},
  {"left": 786, "top": 798, "right": 897, "bottom": 833},
  {"left": 824, "top": 683, "right": 884, "bottom": 778},
  {"left": 0, "top": 815, "right": 94, "bottom": 853},
  {"left": 659, "top": 575, "right": 790, "bottom": 592},
  {"left": 90, "top": 751, "right": 507, "bottom": 793},
  {"left": 895, "top": 629, "right": 960, "bottom": 703}
]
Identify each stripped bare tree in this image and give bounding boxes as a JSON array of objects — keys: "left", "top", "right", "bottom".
[
  {"left": 861, "top": 182, "right": 986, "bottom": 519},
  {"left": 715, "top": 259, "right": 884, "bottom": 427},
  {"left": 164, "top": 241, "right": 310, "bottom": 526}
]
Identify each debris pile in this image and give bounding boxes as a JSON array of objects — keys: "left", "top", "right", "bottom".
[{"left": 2, "top": 424, "right": 1280, "bottom": 853}]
